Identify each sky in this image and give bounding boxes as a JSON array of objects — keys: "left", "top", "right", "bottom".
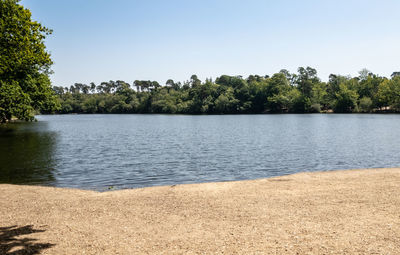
[{"left": 21, "top": 0, "right": 400, "bottom": 87}]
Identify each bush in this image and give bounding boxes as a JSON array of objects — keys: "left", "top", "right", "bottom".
[
  {"left": 359, "top": 97, "right": 373, "bottom": 113},
  {"left": 310, "top": 103, "right": 321, "bottom": 113}
]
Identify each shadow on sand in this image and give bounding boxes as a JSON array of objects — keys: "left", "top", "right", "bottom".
[{"left": 0, "top": 225, "right": 54, "bottom": 255}]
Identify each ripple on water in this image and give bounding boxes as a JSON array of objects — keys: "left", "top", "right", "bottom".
[{"left": 1, "top": 114, "right": 400, "bottom": 190}]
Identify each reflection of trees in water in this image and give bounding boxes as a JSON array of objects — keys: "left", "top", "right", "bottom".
[{"left": 0, "top": 122, "right": 57, "bottom": 185}]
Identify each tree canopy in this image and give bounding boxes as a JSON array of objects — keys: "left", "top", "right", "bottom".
[
  {"left": 0, "top": 0, "right": 58, "bottom": 122},
  {"left": 53, "top": 68, "right": 400, "bottom": 115}
]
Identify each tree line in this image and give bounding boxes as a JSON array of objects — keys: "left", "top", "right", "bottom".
[{"left": 53, "top": 68, "right": 400, "bottom": 114}]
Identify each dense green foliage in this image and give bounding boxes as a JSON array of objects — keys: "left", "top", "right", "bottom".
[
  {"left": 0, "top": 0, "right": 59, "bottom": 122},
  {"left": 54, "top": 69, "right": 400, "bottom": 114}
]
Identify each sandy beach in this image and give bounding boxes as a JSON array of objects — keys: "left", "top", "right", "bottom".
[{"left": 1, "top": 168, "right": 400, "bottom": 254}]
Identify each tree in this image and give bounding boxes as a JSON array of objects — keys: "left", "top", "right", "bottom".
[
  {"left": 294, "top": 67, "right": 320, "bottom": 112},
  {"left": 0, "top": 0, "right": 59, "bottom": 122},
  {"left": 376, "top": 77, "right": 400, "bottom": 111},
  {"left": 375, "top": 79, "right": 393, "bottom": 109},
  {"left": 151, "top": 81, "right": 161, "bottom": 91},
  {"left": 190, "top": 75, "right": 201, "bottom": 88},
  {"left": 266, "top": 73, "right": 291, "bottom": 112},
  {"left": 52, "top": 86, "right": 65, "bottom": 96},
  {"left": 216, "top": 75, "right": 246, "bottom": 89},
  {"left": 296, "top": 67, "right": 320, "bottom": 98},
  {"left": 358, "top": 68, "right": 371, "bottom": 81},
  {"left": 311, "top": 82, "right": 328, "bottom": 109},
  {"left": 214, "top": 87, "right": 239, "bottom": 113},
  {"left": 90, "top": 82, "right": 96, "bottom": 93},
  {"left": 333, "top": 83, "right": 359, "bottom": 113},
  {"left": 327, "top": 74, "right": 350, "bottom": 108},
  {"left": 165, "top": 79, "right": 180, "bottom": 91},
  {"left": 355, "top": 71, "right": 383, "bottom": 105},
  {"left": 359, "top": 97, "right": 373, "bottom": 112},
  {"left": 391, "top": 72, "right": 400, "bottom": 78},
  {"left": 279, "top": 69, "right": 297, "bottom": 86},
  {"left": 389, "top": 77, "right": 400, "bottom": 110},
  {"left": 134, "top": 80, "right": 142, "bottom": 92},
  {"left": 166, "top": 79, "right": 175, "bottom": 87}
]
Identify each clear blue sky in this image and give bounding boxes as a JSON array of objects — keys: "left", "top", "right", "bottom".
[{"left": 21, "top": 0, "right": 400, "bottom": 86}]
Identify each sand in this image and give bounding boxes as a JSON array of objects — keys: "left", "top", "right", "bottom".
[{"left": 1, "top": 168, "right": 400, "bottom": 254}]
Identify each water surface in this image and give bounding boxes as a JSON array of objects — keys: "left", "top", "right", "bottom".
[{"left": 1, "top": 114, "right": 399, "bottom": 190}]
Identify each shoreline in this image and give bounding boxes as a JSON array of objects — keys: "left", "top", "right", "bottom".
[
  {"left": 3, "top": 167, "right": 398, "bottom": 192},
  {"left": 36, "top": 111, "right": 400, "bottom": 116},
  {"left": 1, "top": 168, "right": 400, "bottom": 254}
]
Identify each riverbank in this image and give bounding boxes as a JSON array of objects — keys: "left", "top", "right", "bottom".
[{"left": 1, "top": 168, "right": 400, "bottom": 254}]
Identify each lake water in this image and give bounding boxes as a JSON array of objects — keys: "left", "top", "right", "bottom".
[{"left": 1, "top": 114, "right": 400, "bottom": 190}]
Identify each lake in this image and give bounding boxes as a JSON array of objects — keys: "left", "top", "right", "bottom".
[{"left": 1, "top": 114, "right": 400, "bottom": 190}]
